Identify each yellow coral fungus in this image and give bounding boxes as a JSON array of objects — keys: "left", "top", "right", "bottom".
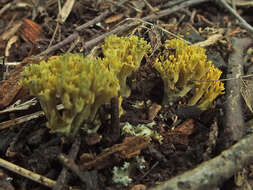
[
  {"left": 154, "top": 39, "right": 224, "bottom": 110},
  {"left": 22, "top": 53, "right": 119, "bottom": 135},
  {"left": 102, "top": 35, "right": 151, "bottom": 97}
]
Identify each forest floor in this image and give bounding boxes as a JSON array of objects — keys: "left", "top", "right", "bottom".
[{"left": 0, "top": 0, "right": 253, "bottom": 190}]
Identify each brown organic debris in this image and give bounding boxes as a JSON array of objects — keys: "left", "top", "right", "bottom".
[
  {"left": 19, "top": 19, "right": 42, "bottom": 44},
  {"left": 81, "top": 136, "right": 150, "bottom": 170},
  {"left": 0, "top": 57, "right": 40, "bottom": 109},
  {"left": 174, "top": 119, "right": 195, "bottom": 135},
  {"left": 105, "top": 13, "right": 124, "bottom": 23},
  {"left": 0, "top": 65, "right": 23, "bottom": 109},
  {"left": 148, "top": 103, "right": 162, "bottom": 121}
]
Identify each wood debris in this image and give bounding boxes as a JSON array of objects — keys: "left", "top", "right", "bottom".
[{"left": 81, "top": 136, "right": 150, "bottom": 170}]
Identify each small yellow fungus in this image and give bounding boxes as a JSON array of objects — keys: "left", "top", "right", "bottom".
[
  {"left": 102, "top": 35, "right": 151, "bottom": 97},
  {"left": 154, "top": 39, "right": 224, "bottom": 110},
  {"left": 22, "top": 53, "right": 119, "bottom": 135}
]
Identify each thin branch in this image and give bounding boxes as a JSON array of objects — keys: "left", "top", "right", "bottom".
[
  {"left": 0, "top": 157, "right": 57, "bottom": 188},
  {"left": 219, "top": 0, "right": 253, "bottom": 35},
  {"left": 150, "top": 131, "right": 253, "bottom": 190},
  {"left": 53, "top": 135, "right": 81, "bottom": 190},
  {"left": 222, "top": 37, "right": 252, "bottom": 149}
]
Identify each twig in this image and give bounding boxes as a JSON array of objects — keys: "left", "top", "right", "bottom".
[
  {"left": 38, "top": 32, "right": 79, "bottom": 56},
  {"left": 39, "top": 0, "right": 130, "bottom": 56},
  {"left": 162, "top": 0, "right": 186, "bottom": 8},
  {"left": 59, "top": 154, "right": 98, "bottom": 190},
  {"left": 150, "top": 131, "right": 253, "bottom": 190},
  {"left": 218, "top": 0, "right": 253, "bottom": 35},
  {"left": 0, "top": 157, "right": 56, "bottom": 188},
  {"left": 142, "top": 0, "right": 209, "bottom": 21},
  {"left": 53, "top": 135, "right": 81, "bottom": 190},
  {"left": 0, "top": 104, "right": 63, "bottom": 130},
  {"left": 76, "top": 0, "right": 130, "bottom": 31},
  {"left": 221, "top": 37, "right": 252, "bottom": 149},
  {"left": 39, "top": 0, "right": 209, "bottom": 56},
  {"left": 83, "top": 0, "right": 209, "bottom": 51},
  {"left": 75, "top": 10, "right": 110, "bottom": 32}
]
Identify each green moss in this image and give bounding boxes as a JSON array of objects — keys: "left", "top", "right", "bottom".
[{"left": 154, "top": 39, "right": 225, "bottom": 110}]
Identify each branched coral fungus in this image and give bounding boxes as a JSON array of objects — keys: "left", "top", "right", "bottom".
[
  {"left": 22, "top": 53, "right": 119, "bottom": 135},
  {"left": 102, "top": 35, "right": 151, "bottom": 97},
  {"left": 154, "top": 39, "right": 224, "bottom": 110}
]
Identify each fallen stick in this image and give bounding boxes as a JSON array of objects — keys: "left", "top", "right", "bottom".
[
  {"left": 0, "top": 104, "right": 63, "bottom": 130},
  {"left": 222, "top": 37, "right": 252, "bottom": 149},
  {"left": 150, "top": 131, "right": 253, "bottom": 190},
  {"left": 0, "top": 157, "right": 57, "bottom": 188}
]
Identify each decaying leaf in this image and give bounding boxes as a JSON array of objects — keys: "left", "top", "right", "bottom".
[
  {"left": 0, "top": 65, "right": 23, "bottom": 109},
  {"left": 0, "top": 57, "right": 41, "bottom": 109},
  {"left": 20, "top": 19, "right": 42, "bottom": 44}
]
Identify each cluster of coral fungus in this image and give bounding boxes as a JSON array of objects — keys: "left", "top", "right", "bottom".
[
  {"left": 154, "top": 39, "right": 224, "bottom": 110},
  {"left": 21, "top": 35, "right": 150, "bottom": 136},
  {"left": 22, "top": 35, "right": 224, "bottom": 136}
]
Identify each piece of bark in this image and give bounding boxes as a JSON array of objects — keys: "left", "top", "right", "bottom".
[{"left": 81, "top": 136, "right": 150, "bottom": 170}]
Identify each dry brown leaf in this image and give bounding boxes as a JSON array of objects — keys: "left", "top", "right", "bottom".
[
  {"left": 58, "top": 0, "right": 76, "bottom": 23},
  {"left": 0, "top": 66, "right": 23, "bottom": 110},
  {"left": 0, "top": 57, "right": 41, "bottom": 110},
  {"left": 105, "top": 13, "right": 124, "bottom": 24},
  {"left": 20, "top": 19, "right": 42, "bottom": 44}
]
